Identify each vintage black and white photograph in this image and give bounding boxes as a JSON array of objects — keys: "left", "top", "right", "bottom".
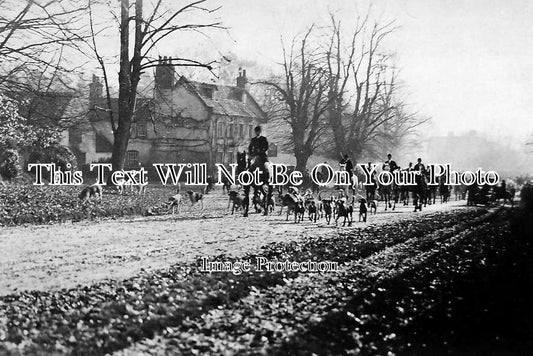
[{"left": 1, "top": 0, "right": 532, "bottom": 355}]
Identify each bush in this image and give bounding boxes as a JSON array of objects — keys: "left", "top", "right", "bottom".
[
  {"left": 28, "top": 145, "right": 78, "bottom": 171},
  {"left": 0, "top": 149, "right": 21, "bottom": 180}
]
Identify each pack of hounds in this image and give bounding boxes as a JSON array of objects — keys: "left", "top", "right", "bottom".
[
  {"left": 77, "top": 172, "right": 515, "bottom": 222},
  {"left": 226, "top": 185, "right": 377, "bottom": 226}
]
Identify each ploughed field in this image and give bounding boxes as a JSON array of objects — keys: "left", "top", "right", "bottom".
[{"left": 0, "top": 186, "right": 530, "bottom": 355}]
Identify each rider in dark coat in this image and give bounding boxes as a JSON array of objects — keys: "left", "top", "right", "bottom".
[
  {"left": 340, "top": 154, "right": 354, "bottom": 175},
  {"left": 383, "top": 153, "right": 399, "bottom": 172},
  {"left": 414, "top": 158, "right": 426, "bottom": 175},
  {"left": 244, "top": 126, "right": 271, "bottom": 216},
  {"left": 339, "top": 154, "right": 354, "bottom": 192},
  {"left": 248, "top": 126, "right": 269, "bottom": 163}
]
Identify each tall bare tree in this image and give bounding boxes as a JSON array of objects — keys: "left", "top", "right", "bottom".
[
  {"left": 325, "top": 14, "right": 427, "bottom": 163},
  {"left": 259, "top": 28, "right": 331, "bottom": 172},
  {"left": 86, "top": 0, "right": 222, "bottom": 173}
]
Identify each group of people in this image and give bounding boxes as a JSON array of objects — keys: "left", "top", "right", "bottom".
[
  {"left": 233, "top": 127, "right": 516, "bottom": 218},
  {"left": 333, "top": 153, "right": 428, "bottom": 191},
  {"left": 243, "top": 126, "right": 430, "bottom": 195}
]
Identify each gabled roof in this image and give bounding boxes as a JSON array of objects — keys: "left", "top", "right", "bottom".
[
  {"left": 4, "top": 90, "right": 75, "bottom": 128},
  {"left": 177, "top": 77, "right": 266, "bottom": 121}
]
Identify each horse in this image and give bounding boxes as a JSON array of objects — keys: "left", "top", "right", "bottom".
[
  {"left": 400, "top": 183, "right": 411, "bottom": 206},
  {"left": 425, "top": 171, "right": 437, "bottom": 205},
  {"left": 365, "top": 178, "right": 378, "bottom": 202},
  {"left": 239, "top": 152, "right": 273, "bottom": 217},
  {"left": 439, "top": 176, "right": 450, "bottom": 203},
  {"left": 378, "top": 182, "right": 394, "bottom": 211},
  {"left": 413, "top": 172, "right": 428, "bottom": 212}
]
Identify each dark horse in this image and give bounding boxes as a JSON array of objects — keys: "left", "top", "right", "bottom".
[
  {"left": 413, "top": 172, "right": 427, "bottom": 212},
  {"left": 237, "top": 152, "right": 273, "bottom": 217},
  {"left": 378, "top": 182, "right": 394, "bottom": 211},
  {"left": 365, "top": 174, "right": 378, "bottom": 202}
]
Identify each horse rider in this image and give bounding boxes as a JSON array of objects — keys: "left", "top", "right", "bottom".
[
  {"left": 244, "top": 125, "right": 271, "bottom": 216},
  {"left": 414, "top": 157, "right": 426, "bottom": 175},
  {"left": 383, "top": 153, "right": 399, "bottom": 172},
  {"left": 340, "top": 154, "right": 355, "bottom": 192},
  {"left": 340, "top": 154, "right": 354, "bottom": 176},
  {"left": 365, "top": 161, "right": 378, "bottom": 201},
  {"left": 500, "top": 179, "right": 507, "bottom": 192},
  {"left": 248, "top": 125, "right": 269, "bottom": 170}
]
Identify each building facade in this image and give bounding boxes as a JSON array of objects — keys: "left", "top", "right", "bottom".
[{"left": 69, "top": 58, "right": 267, "bottom": 172}]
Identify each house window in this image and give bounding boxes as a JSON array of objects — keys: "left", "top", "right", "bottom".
[
  {"left": 249, "top": 124, "right": 254, "bottom": 138},
  {"left": 216, "top": 151, "right": 223, "bottom": 163},
  {"left": 137, "top": 122, "right": 147, "bottom": 138},
  {"left": 218, "top": 123, "right": 225, "bottom": 138},
  {"left": 126, "top": 150, "right": 139, "bottom": 168},
  {"left": 228, "top": 123, "right": 234, "bottom": 138},
  {"left": 227, "top": 149, "right": 234, "bottom": 164},
  {"left": 239, "top": 124, "right": 244, "bottom": 138}
]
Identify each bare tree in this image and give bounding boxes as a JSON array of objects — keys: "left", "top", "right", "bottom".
[
  {"left": 0, "top": 0, "right": 88, "bottom": 92},
  {"left": 324, "top": 14, "right": 428, "bottom": 163},
  {"left": 85, "top": 0, "right": 222, "bottom": 173},
  {"left": 324, "top": 12, "right": 367, "bottom": 159},
  {"left": 259, "top": 28, "right": 331, "bottom": 172}
]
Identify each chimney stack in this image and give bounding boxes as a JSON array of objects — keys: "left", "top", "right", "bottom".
[
  {"left": 155, "top": 55, "right": 175, "bottom": 90},
  {"left": 236, "top": 67, "right": 247, "bottom": 89},
  {"left": 89, "top": 74, "right": 103, "bottom": 103}
]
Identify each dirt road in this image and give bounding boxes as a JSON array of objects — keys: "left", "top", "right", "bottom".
[{"left": 0, "top": 195, "right": 468, "bottom": 296}]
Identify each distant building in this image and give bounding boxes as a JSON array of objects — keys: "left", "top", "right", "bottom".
[{"left": 69, "top": 57, "right": 266, "bottom": 172}]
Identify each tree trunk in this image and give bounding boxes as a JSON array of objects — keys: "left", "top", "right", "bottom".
[
  {"left": 327, "top": 92, "right": 347, "bottom": 157},
  {"left": 111, "top": 0, "right": 143, "bottom": 174},
  {"left": 352, "top": 142, "right": 364, "bottom": 164},
  {"left": 295, "top": 149, "right": 310, "bottom": 174}
]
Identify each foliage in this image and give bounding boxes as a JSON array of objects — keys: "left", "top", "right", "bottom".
[
  {"left": 0, "top": 184, "right": 232, "bottom": 226},
  {"left": 0, "top": 93, "right": 62, "bottom": 151},
  {"left": 0, "top": 94, "right": 30, "bottom": 149},
  {"left": 28, "top": 145, "right": 78, "bottom": 171},
  {"left": 0, "top": 149, "right": 21, "bottom": 180}
]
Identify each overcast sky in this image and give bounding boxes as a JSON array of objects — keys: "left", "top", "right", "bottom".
[
  {"left": 205, "top": 0, "right": 532, "bottom": 143},
  {"left": 89, "top": 0, "right": 532, "bottom": 145}
]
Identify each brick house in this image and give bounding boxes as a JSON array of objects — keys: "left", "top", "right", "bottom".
[{"left": 69, "top": 57, "right": 267, "bottom": 172}]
